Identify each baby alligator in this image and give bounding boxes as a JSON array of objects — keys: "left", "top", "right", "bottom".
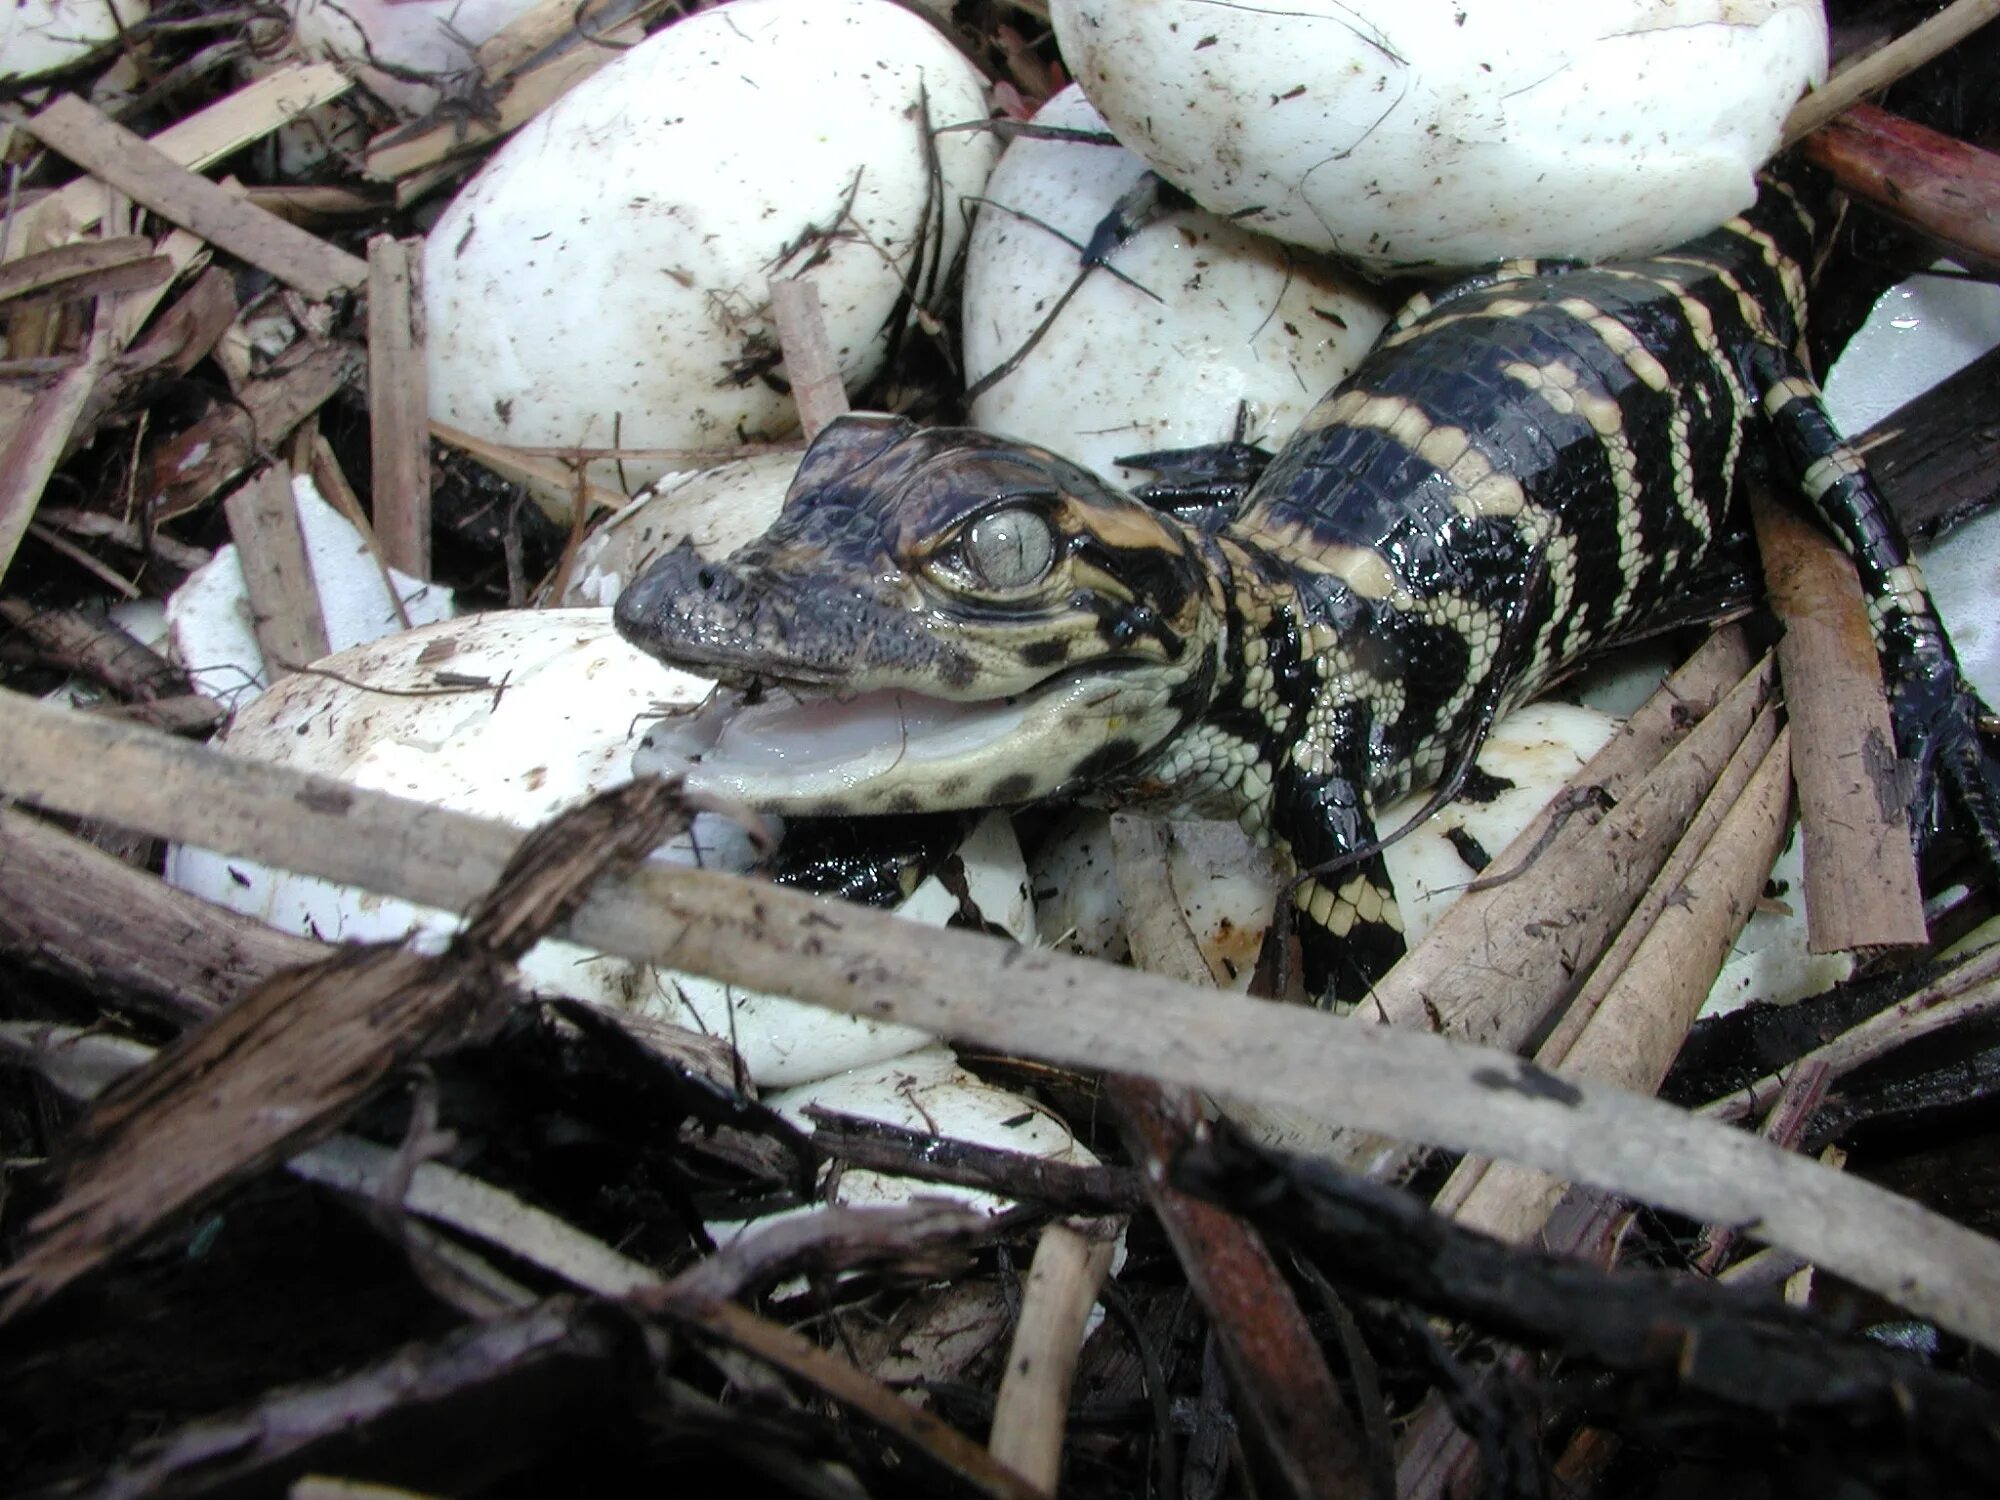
[{"left": 615, "top": 179, "right": 2000, "bottom": 999}]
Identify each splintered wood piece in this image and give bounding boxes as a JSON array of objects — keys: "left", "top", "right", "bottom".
[
  {"left": 223, "top": 464, "right": 331, "bottom": 678},
  {"left": 0, "top": 334, "right": 110, "bottom": 584},
  {"left": 988, "top": 1222, "right": 1118, "bottom": 1491},
  {"left": 5, "top": 694, "right": 2000, "bottom": 1353},
  {"left": 4, "top": 64, "right": 354, "bottom": 258},
  {"left": 0, "top": 778, "right": 693, "bottom": 1322},
  {"left": 0, "top": 806, "right": 323, "bottom": 1025},
  {"left": 1445, "top": 729, "right": 1794, "bottom": 1246},
  {"left": 474, "top": 0, "right": 647, "bottom": 79},
  {"left": 1785, "top": 0, "right": 2000, "bottom": 145},
  {"left": 23, "top": 94, "right": 368, "bottom": 300},
  {"left": 0, "top": 598, "right": 190, "bottom": 702},
  {"left": 1701, "top": 940, "right": 2000, "bottom": 1124},
  {"left": 1799, "top": 102, "right": 2000, "bottom": 273},
  {"left": 1866, "top": 345, "right": 2000, "bottom": 538},
  {"left": 148, "top": 341, "right": 364, "bottom": 520},
  {"left": 1750, "top": 488, "right": 1928, "bottom": 950},
  {"left": 367, "top": 236, "right": 432, "bottom": 579},
  {"left": 770, "top": 277, "right": 850, "bottom": 440},
  {"left": 0, "top": 237, "right": 169, "bottom": 311}
]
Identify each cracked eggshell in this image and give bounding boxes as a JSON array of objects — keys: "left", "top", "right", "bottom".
[
  {"left": 561, "top": 452, "right": 800, "bottom": 606},
  {"left": 163, "top": 610, "right": 754, "bottom": 1010},
  {"left": 1, "top": 0, "right": 145, "bottom": 82},
  {"left": 425, "top": 0, "right": 999, "bottom": 492},
  {"left": 1052, "top": 0, "right": 1826, "bottom": 272},
  {"left": 965, "top": 86, "right": 1390, "bottom": 485}
]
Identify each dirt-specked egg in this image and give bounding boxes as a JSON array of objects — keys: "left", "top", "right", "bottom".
[
  {"left": 964, "top": 85, "right": 1390, "bottom": 484},
  {"left": 425, "top": 0, "right": 997, "bottom": 490},
  {"left": 1052, "top": 0, "right": 1826, "bottom": 272}
]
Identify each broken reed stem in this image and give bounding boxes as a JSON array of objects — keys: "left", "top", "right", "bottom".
[
  {"left": 1785, "top": 0, "right": 2000, "bottom": 145},
  {"left": 987, "top": 1221, "right": 1118, "bottom": 1493},
  {"left": 1798, "top": 105, "right": 2000, "bottom": 275},
  {"left": 1701, "top": 940, "right": 2000, "bottom": 1124},
  {"left": 5, "top": 691, "right": 2000, "bottom": 1352},
  {"left": 1444, "top": 729, "right": 1794, "bottom": 1246},
  {"left": 367, "top": 235, "right": 432, "bottom": 580},
  {"left": 1431, "top": 700, "right": 1784, "bottom": 1221},
  {"left": 770, "top": 277, "right": 851, "bottom": 440},
  {"left": 223, "top": 463, "right": 330, "bottom": 679},
  {"left": 1750, "top": 487, "right": 1927, "bottom": 951}
]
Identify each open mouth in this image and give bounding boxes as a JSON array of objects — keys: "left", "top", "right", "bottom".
[{"left": 633, "top": 668, "right": 1121, "bottom": 812}]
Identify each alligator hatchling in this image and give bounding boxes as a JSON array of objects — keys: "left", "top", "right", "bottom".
[{"left": 614, "top": 179, "right": 2000, "bottom": 999}]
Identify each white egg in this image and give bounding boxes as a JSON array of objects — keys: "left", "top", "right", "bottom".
[
  {"left": 0, "top": 0, "right": 145, "bottom": 83},
  {"left": 561, "top": 451, "right": 800, "bottom": 607},
  {"left": 165, "top": 612, "right": 1036, "bottom": 1087},
  {"left": 425, "top": 0, "right": 999, "bottom": 491},
  {"left": 1052, "top": 0, "right": 1826, "bottom": 272},
  {"left": 964, "top": 85, "right": 1390, "bottom": 485}
]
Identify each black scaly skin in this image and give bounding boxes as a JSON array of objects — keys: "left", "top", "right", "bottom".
[{"left": 615, "top": 178, "right": 2000, "bottom": 1004}]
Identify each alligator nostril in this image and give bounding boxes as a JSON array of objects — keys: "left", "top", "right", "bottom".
[{"left": 696, "top": 566, "right": 716, "bottom": 591}]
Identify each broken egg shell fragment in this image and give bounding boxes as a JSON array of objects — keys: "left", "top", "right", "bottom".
[
  {"left": 561, "top": 452, "right": 800, "bottom": 607},
  {"left": 964, "top": 85, "right": 1391, "bottom": 486},
  {"left": 424, "top": 0, "right": 1000, "bottom": 492},
  {"left": 1052, "top": 0, "right": 1826, "bottom": 272},
  {"left": 1, "top": 0, "right": 146, "bottom": 84}
]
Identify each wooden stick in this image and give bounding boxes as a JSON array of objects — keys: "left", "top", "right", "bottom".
[
  {"left": 1797, "top": 104, "right": 2000, "bottom": 275},
  {"left": 0, "top": 327, "right": 109, "bottom": 584},
  {"left": 1784, "top": 0, "right": 2000, "bottom": 144},
  {"left": 987, "top": 1221, "right": 1117, "bottom": 1493},
  {"left": 770, "top": 277, "right": 850, "bottom": 440},
  {"left": 367, "top": 236, "right": 432, "bottom": 580},
  {"left": 4, "top": 693, "right": 2000, "bottom": 1352},
  {"left": 429, "top": 418, "right": 626, "bottom": 521},
  {"left": 1445, "top": 730, "right": 1794, "bottom": 1245},
  {"left": 4, "top": 64, "right": 353, "bottom": 259},
  {"left": 1750, "top": 487, "right": 1927, "bottom": 951},
  {"left": 223, "top": 464, "right": 331, "bottom": 678},
  {"left": 1701, "top": 942, "right": 2000, "bottom": 1124},
  {"left": 0, "top": 236, "right": 164, "bottom": 308},
  {"left": 23, "top": 95, "right": 367, "bottom": 300}
]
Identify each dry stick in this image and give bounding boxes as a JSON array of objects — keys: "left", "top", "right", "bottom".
[
  {"left": 1431, "top": 700, "right": 1784, "bottom": 1221},
  {"left": 0, "top": 324, "right": 110, "bottom": 583},
  {"left": 1446, "top": 730, "right": 1795, "bottom": 1246},
  {"left": 770, "top": 277, "right": 851, "bottom": 440},
  {"left": 22, "top": 95, "right": 367, "bottom": 300},
  {"left": 5, "top": 63, "right": 353, "bottom": 257},
  {"left": 1701, "top": 941, "right": 2000, "bottom": 1125},
  {"left": 5, "top": 696, "right": 2000, "bottom": 1351},
  {"left": 0, "top": 236, "right": 162, "bottom": 306},
  {"left": 0, "top": 805, "right": 323, "bottom": 1024},
  {"left": 1110, "top": 817, "right": 1376, "bottom": 1498},
  {"left": 1750, "top": 487, "right": 1927, "bottom": 951},
  {"left": 1317, "top": 652, "right": 1774, "bottom": 1176},
  {"left": 367, "top": 236, "right": 432, "bottom": 580},
  {"left": 1798, "top": 104, "right": 2000, "bottom": 274},
  {"left": 1358, "top": 633, "right": 1761, "bottom": 1047},
  {"left": 223, "top": 464, "right": 330, "bottom": 679},
  {"left": 1784, "top": 0, "right": 2000, "bottom": 145},
  {"left": 429, "top": 419, "right": 627, "bottom": 522},
  {"left": 987, "top": 1221, "right": 1119, "bottom": 1493},
  {"left": 1695, "top": 1060, "right": 1834, "bottom": 1277}
]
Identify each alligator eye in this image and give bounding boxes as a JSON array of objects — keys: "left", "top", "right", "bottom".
[{"left": 963, "top": 506, "right": 1055, "bottom": 590}]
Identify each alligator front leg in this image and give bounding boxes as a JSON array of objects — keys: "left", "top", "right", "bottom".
[{"left": 1272, "top": 764, "right": 1408, "bottom": 1004}]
